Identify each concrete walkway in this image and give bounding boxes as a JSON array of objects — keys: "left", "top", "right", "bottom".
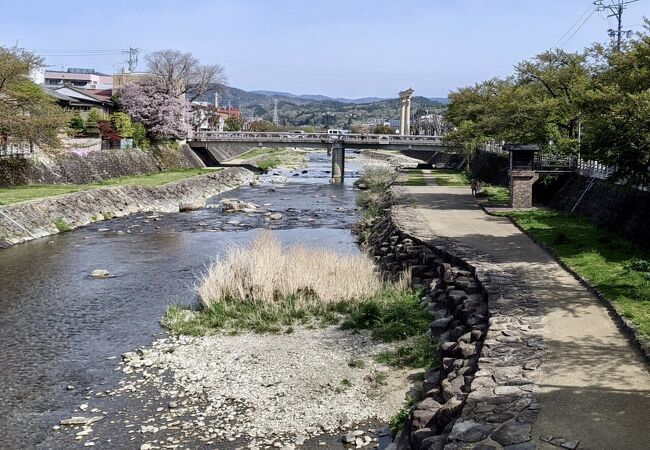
[{"left": 397, "top": 183, "right": 650, "bottom": 450}]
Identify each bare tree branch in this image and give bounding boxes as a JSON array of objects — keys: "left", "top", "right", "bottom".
[{"left": 145, "top": 50, "right": 227, "bottom": 101}]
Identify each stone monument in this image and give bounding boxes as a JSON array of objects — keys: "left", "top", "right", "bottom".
[{"left": 399, "top": 88, "right": 414, "bottom": 135}]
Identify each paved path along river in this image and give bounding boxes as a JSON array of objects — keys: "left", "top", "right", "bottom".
[{"left": 396, "top": 182, "right": 650, "bottom": 450}]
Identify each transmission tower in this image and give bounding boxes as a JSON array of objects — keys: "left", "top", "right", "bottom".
[
  {"left": 272, "top": 98, "right": 279, "bottom": 126},
  {"left": 122, "top": 47, "right": 139, "bottom": 73},
  {"left": 594, "top": 0, "right": 639, "bottom": 51}
]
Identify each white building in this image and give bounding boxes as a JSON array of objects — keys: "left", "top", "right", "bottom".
[{"left": 42, "top": 68, "right": 113, "bottom": 90}]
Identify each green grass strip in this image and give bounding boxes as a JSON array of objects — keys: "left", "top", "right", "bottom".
[
  {"left": 405, "top": 170, "right": 426, "bottom": 186},
  {"left": 0, "top": 168, "right": 214, "bottom": 206},
  {"left": 429, "top": 170, "right": 469, "bottom": 187}
]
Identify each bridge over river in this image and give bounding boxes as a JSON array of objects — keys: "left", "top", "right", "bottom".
[{"left": 188, "top": 131, "right": 460, "bottom": 182}]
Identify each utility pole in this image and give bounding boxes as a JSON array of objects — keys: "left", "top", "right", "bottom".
[
  {"left": 272, "top": 98, "right": 279, "bottom": 126},
  {"left": 594, "top": 0, "right": 639, "bottom": 51},
  {"left": 122, "top": 47, "right": 139, "bottom": 73}
]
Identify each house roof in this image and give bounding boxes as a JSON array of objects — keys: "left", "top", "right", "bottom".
[
  {"left": 51, "top": 85, "right": 112, "bottom": 105},
  {"left": 42, "top": 85, "right": 112, "bottom": 107},
  {"left": 86, "top": 88, "right": 113, "bottom": 101}
]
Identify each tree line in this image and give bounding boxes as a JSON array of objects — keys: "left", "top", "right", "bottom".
[
  {"left": 445, "top": 21, "right": 650, "bottom": 186},
  {"left": 0, "top": 46, "right": 226, "bottom": 150}
]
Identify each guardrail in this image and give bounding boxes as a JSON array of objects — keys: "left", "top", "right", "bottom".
[
  {"left": 534, "top": 154, "right": 577, "bottom": 172},
  {"left": 0, "top": 142, "right": 34, "bottom": 158},
  {"left": 191, "top": 131, "right": 445, "bottom": 146}
]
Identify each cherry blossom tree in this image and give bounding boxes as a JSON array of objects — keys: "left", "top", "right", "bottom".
[{"left": 119, "top": 77, "right": 187, "bottom": 140}]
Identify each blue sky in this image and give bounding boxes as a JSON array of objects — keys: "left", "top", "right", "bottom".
[{"left": 2, "top": 0, "right": 647, "bottom": 98}]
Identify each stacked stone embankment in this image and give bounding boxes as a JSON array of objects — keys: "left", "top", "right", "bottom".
[
  {"left": 550, "top": 175, "right": 650, "bottom": 250},
  {"left": 0, "top": 167, "right": 254, "bottom": 247},
  {"left": 364, "top": 190, "right": 543, "bottom": 450},
  {"left": 0, "top": 145, "right": 204, "bottom": 187}
]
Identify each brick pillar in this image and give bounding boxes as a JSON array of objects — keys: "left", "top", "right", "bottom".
[{"left": 509, "top": 170, "right": 539, "bottom": 208}]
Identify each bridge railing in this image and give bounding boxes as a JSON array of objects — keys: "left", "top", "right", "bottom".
[{"left": 191, "top": 131, "right": 445, "bottom": 146}]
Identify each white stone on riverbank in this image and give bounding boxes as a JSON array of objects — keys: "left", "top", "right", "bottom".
[{"left": 117, "top": 327, "right": 412, "bottom": 446}]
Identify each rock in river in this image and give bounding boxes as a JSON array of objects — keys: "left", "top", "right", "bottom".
[{"left": 90, "top": 269, "right": 110, "bottom": 278}]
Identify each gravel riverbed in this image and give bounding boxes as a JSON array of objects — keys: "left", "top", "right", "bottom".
[{"left": 58, "top": 327, "right": 414, "bottom": 449}]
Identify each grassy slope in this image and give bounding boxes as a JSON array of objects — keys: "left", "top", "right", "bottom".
[
  {"left": 405, "top": 170, "right": 426, "bottom": 186},
  {"left": 504, "top": 209, "right": 650, "bottom": 339},
  {"left": 483, "top": 185, "right": 510, "bottom": 204},
  {"left": 426, "top": 169, "right": 510, "bottom": 204},
  {"left": 429, "top": 170, "right": 470, "bottom": 187},
  {"left": 0, "top": 168, "right": 213, "bottom": 206},
  {"left": 239, "top": 147, "right": 305, "bottom": 170},
  {"left": 239, "top": 147, "right": 283, "bottom": 160}
]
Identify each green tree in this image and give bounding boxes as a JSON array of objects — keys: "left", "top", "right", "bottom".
[
  {"left": 225, "top": 116, "right": 244, "bottom": 131},
  {"left": 111, "top": 112, "right": 135, "bottom": 138},
  {"left": 0, "top": 46, "right": 70, "bottom": 148},
  {"left": 372, "top": 124, "right": 395, "bottom": 134},
  {"left": 248, "top": 120, "right": 280, "bottom": 132},
  {"left": 446, "top": 50, "right": 590, "bottom": 156},
  {"left": 301, "top": 125, "right": 318, "bottom": 133},
  {"left": 580, "top": 24, "right": 650, "bottom": 185},
  {"left": 84, "top": 109, "right": 101, "bottom": 136},
  {"left": 514, "top": 49, "right": 590, "bottom": 154},
  {"left": 69, "top": 115, "right": 85, "bottom": 134},
  {"left": 132, "top": 122, "right": 150, "bottom": 150}
]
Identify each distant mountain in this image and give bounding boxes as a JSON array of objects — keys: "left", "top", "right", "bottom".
[
  {"left": 194, "top": 86, "right": 447, "bottom": 128},
  {"left": 251, "top": 90, "right": 449, "bottom": 105},
  {"left": 430, "top": 97, "right": 449, "bottom": 105}
]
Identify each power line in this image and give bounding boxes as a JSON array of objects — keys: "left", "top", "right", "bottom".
[
  {"left": 594, "top": 0, "right": 641, "bottom": 51},
  {"left": 552, "top": 2, "right": 595, "bottom": 48},
  {"left": 557, "top": 8, "right": 598, "bottom": 48}
]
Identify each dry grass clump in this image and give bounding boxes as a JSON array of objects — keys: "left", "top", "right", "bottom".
[
  {"left": 197, "top": 231, "right": 383, "bottom": 307},
  {"left": 355, "top": 165, "right": 396, "bottom": 191}
]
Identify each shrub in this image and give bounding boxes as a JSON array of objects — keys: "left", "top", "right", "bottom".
[
  {"left": 111, "top": 112, "right": 134, "bottom": 138},
  {"left": 377, "top": 335, "right": 437, "bottom": 368},
  {"left": 69, "top": 115, "right": 85, "bottom": 134},
  {"left": 357, "top": 166, "right": 396, "bottom": 192},
  {"left": 342, "top": 288, "right": 429, "bottom": 342},
  {"left": 53, "top": 218, "right": 72, "bottom": 232},
  {"left": 626, "top": 258, "right": 650, "bottom": 273}
]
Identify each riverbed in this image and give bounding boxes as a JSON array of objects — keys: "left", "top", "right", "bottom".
[{"left": 0, "top": 151, "right": 404, "bottom": 449}]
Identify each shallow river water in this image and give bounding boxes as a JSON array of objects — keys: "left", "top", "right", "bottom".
[{"left": 0, "top": 152, "right": 381, "bottom": 449}]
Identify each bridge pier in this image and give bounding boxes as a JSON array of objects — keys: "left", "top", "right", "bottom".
[{"left": 331, "top": 144, "right": 344, "bottom": 184}]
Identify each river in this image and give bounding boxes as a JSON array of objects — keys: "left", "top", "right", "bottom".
[{"left": 0, "top": 151, "right": 394, "bottom": 449}]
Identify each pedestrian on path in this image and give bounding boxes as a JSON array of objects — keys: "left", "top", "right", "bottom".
[{"left": 471, "top": 179, "right": 481, "bottom": 196}]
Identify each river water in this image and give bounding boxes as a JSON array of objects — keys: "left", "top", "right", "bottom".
[{"left": 0, "top": 152, "right": 373, "bottom": 449}]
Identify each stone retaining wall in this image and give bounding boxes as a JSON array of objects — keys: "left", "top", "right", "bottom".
[
  {"left": 550, "top": 174, "right": 650, "bottom": 250},
  {"left": 0, "top": 167, "right": 254, "bottom": 248},
  {"left": 365, "top": 189, "right": 543, "bottom": 450},
  {"left": 0, "top": 145, "right": 204, "bottom": 187}
]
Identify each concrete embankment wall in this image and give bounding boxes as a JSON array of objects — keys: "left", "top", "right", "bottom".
[
  {"left": 0, "top": 145, "right": 204, "bottom": 187},
  {"left": 0, "top": 167, "right": 254, "bottom": 248},
  {"left": 366, "top": 190, "right": 542, "bottom": 450},
  {"left": 550, "top": 175, "right": 650, "bottom": 250},
  {"left": 191, "top": 142, "right": 256, "bottom": 164}
]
